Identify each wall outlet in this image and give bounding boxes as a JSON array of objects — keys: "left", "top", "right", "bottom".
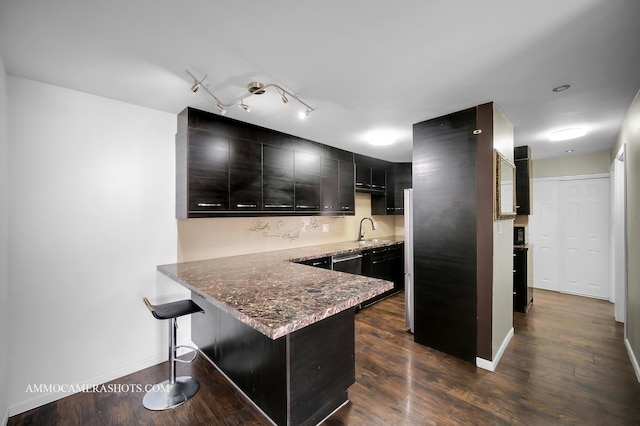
[{"left": 322, "top": 224, "right": 329, "bottom": 233}]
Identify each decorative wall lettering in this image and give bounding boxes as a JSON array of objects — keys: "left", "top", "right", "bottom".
[{"left": 246, "top": 218, "right": 323, "bottom": 241}]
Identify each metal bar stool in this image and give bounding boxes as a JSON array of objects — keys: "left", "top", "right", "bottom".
[{"left": 142, "top": 297, "right": 204, "bottom": 410}]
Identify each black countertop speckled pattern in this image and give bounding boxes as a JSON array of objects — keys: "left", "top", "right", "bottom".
[{"left": 157, "top": 237, "right": 403, "bottom": 339}]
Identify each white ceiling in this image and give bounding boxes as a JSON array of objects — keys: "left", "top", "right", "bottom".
[{"left": 1, "top": 0, "right": 639, "bottom": 161}]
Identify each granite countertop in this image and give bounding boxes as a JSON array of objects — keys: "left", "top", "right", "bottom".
[{"left": 157, "top": 236, "right": 404, "bottom": 340}]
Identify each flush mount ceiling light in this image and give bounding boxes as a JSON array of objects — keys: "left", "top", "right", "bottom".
[
  {"left": 548, "top": 128, "right": 587, "bottom": 141},
  {"left": 367, "top": 132, "right": 397, "bottom": 146},
  {"left": 552, "top": 84, "right": 571, "bottom": 92},
  {"left": 186, "top": 69, "right": 316, "bottom": 118}
]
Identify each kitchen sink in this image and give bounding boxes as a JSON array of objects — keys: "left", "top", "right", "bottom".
[{"left": 355, "top": 238, "right": 392, "bottom": 245}]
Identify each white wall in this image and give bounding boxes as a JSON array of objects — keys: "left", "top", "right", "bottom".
[
  {"left": 491, "top": 105, "right": 514, "bottom": 364},
  {"left": 7, "top": 77, "right": 179, "bottom": 415},
  {"left": 0, "top": 56, "right": 10, "bottom": 426},
  {"left": 612, "top": 90, "right": 640, "bottom": 381}
]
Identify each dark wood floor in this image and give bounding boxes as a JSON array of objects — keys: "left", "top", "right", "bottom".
[{"left": 9, "top": 289, "right": 640, "bottom": 425}]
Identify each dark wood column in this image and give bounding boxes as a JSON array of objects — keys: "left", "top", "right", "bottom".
[{"left": 412, "top": 106, "right": 479, "bottom": 362}]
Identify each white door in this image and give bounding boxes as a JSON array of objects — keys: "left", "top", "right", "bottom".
[
  {"left": 559, "top": 177, "right": 610, "bottom": 299},
  {"left": 531, "top": 179, "right": 560, "bottom": 291}
]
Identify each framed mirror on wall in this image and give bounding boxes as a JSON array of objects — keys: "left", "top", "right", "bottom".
[{"left": 495, "top": 150, "right": 517, "bottom": 220}]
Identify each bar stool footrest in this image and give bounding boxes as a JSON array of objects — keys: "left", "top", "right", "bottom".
[
  {"left": 174, "top": 345, "right": 198, "bottom": 364},
  {"left": 142, "top": 376, "right": 199, "bottom": 410}
]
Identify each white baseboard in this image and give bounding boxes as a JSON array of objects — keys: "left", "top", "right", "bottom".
[
  {"left": 8, "top": 353, "right": 166, "bottom": 417},
  {"left": 625, "top": 337, "right": 640, "bottom": 383},
  {"left": 476, "top": 327, "right": 514, "bottom": 372}
]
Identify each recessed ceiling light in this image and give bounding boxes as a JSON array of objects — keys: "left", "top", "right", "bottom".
[
  {"left": 548, "top": 128, "right": 587, "bottom": 141},
  {"left": 368, "top": 132, "right": 396, "bottom": 146},
  {"left": 565, "top": 150, "right": 575, "bottom": 153},
  {"left": 552, "top": 84, "right": 571, "bottom": 92}
]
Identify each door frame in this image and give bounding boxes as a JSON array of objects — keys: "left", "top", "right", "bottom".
[{"left": 611, "top": 144, "right": 628, "bottom": 326}]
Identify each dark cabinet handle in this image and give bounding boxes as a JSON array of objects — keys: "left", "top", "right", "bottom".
[
  {"left": 265, "top": 204, "right": 293, "bottom": 208},
  {"left": 341, "top": 206, "right": 352, "bottom": 210},
  {"left": 355, "top": 182, "right": 364, "bottom": 186},
  {"left": 311, "top": 261, "right": 325, "bottom": 266},
  {"left": 296, "top": 205, "right": 319, "bottom": 209},
  {"left": 197, "top": 203, "right": 223, "bottom": 207},
  {"left": 371, "top": 184, "right": 385, "bottom": 189},
  {"left": 324, "top": 206, "right": 334, "bottom": 209},
  {"left": 237, "top": 204, "right": 258, "bottom": 208}
]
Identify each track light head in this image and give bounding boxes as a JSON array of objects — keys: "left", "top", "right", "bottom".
[
  {"left": 298, "top": 107, "right": 312, "bottom": 120},
  {"left": 278, "top": 89, "right": 288, "bottom": 104},
  {"left": 239, "top": 102, "right": 251, "bottom": 112},
  {"left": 190, "top": 82, "right": 201, "bottom": 93},
  {"left": 216, "top": 103, "right": 227, "bottom": 116}
]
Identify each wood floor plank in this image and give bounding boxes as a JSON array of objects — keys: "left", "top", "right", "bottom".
[{"left": 8, "top": 289, "right": 640, "bottom": 425}]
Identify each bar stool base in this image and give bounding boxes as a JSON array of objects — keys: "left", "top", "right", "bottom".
[{"left": 142, "top": 376, "right": 199, "bottom": 410}]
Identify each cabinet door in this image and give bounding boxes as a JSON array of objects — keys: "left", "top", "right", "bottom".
[
  {"left": 187, "top": 129, "right": 229, "bottom": 212},
  {"left": 229, "top": 139, "right": 262, "bottom": 211},
  {"left": 338, "top": 161, "right": 355, "bottom": 213},
  {"left": 371, "top": 167, "right": 386, "bottom": 192},
  {"left": 321, "top": 158, "right": 339, "bottom": 212},
  {"left": 355, "top": 165, "right": 371, "bottom": 190},
  {"left": 388, "top": 163, "right": 412, "bottom": 215},
  {"left": 294, "top": 152, "right": 321, "bottom": 212},
  {"left": 263, "top": 145, "right": 294, "bottom": 211},
  {"left": 513, "top": 248, "right": 528, "bottom": 312},
  {"left": 515, "top": 158, "right": 530, "bottom": 215}
]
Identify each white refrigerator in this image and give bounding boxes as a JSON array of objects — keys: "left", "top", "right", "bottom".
[{"left": 404, "top": 188, "right": 414, "bottom": 333}]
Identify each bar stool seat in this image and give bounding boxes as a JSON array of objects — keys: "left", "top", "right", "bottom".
[{"left": 142, "top": 297, "right": 204, "bottom": 411}]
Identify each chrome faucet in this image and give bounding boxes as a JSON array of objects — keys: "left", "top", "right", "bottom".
[{"left": 358, "top": 217, "right": 376, "bottom": 241}]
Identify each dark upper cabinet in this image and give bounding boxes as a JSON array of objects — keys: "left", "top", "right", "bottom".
[
  {"left": 355, "top": 164, "right": 386, "bottom": 193},
  {"left": 355, "top": 164, "right": 372, "bottom": 191},
  {"left": 263, "top": 145, "right": 294, "bottom": 211},
  {"left": 229, "top": 139, "right": 262, "bottom": 211},
  {"left": 294, "top": 151, "right": 321, "bottom": 211},
  {"left": 386, "top": 162, "right": 412, "bottom": 215},
  {"left": 177, "top": 128, "right": 229, "bottom": 218},
  {"left": 338, "top": 161, "right": 355, "bottom": 213},
  {"left": 321, "top": 158, "right": 355, "bottom": 213},
  {"left": 354, "top": 153, "right": 390, "bottom": 215},
  {"left": 177, "top": 107, "right": 357, "bottom": 217},
  {"left": 371, "top": 168, "right": 386, "bottom": 192},
  {"left": 321, "top": 158, "right": 339, "bottom": 212},
  {"left": 514, "top": 146, "right": 532, "bottom": 215}
]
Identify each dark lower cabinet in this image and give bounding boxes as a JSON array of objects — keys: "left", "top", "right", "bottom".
[
  {"left": 297, "top": 256, "right": 332, "bottom": 269},
  {"left": 361, "top": 243, "right": 404, "bottom": 307},
  {"left": 513, "top": 247, "right": 533, "bottom": 312},
  {"left": 192, "top": 292, "right": 355, "bottom": 426}
]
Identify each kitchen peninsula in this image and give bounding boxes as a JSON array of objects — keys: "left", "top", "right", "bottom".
[{"left": 157, "top": 238, "right": 402, "bottom": 426}]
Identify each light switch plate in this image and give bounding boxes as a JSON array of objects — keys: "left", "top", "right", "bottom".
[{"left": 322, "top": 224, "right": 329, "bottom": 233}]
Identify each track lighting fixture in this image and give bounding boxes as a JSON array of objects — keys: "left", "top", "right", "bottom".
[
  {"left": 186, "top": 69, "right": 315, "bottom": 117},
  {"left": 278, "top": 88, "right": 288, "bottom": 104}
]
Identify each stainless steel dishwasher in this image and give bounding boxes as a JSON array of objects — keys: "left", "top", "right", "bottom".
[{"left": 331, "top": 252, "right": 362, "bottom": 275}]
